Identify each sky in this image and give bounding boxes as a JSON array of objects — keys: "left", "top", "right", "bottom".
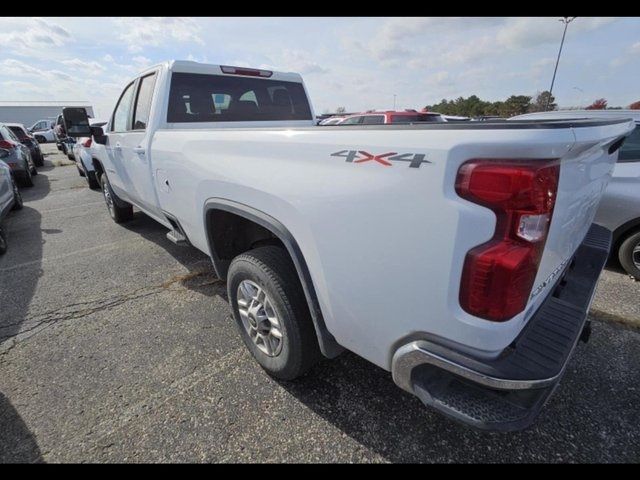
[{"left": 0, "top": 17, "right": 639, "bottom": 119}]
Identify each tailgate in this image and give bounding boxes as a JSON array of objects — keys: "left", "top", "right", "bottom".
[{"left": 525, "top": 118, "right": 635, "bottom": 317}]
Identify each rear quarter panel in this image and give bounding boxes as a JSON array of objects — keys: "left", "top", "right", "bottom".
[{"left": 150, "top": 125, "right": 604, "bottom": 369}]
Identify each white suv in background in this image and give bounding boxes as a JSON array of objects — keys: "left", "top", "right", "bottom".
[
  {"left": 29, "top": 119, "right": 56, "bottom": 143},
  {"left": 512, "top": 109, "right": 640, "bottom": 279}
]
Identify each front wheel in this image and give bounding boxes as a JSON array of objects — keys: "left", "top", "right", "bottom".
[
  {"left": 227, "top": 246, "right": 321, "bottom": 380},
  {"left": 100, "top": 173, "right": 133, "bottom": 223},
  {"left": 618, "top": 230, "right": 640, "bottom": 280},
  {"left": 11, "top": 179, "right": 23, "bottom": 210}
]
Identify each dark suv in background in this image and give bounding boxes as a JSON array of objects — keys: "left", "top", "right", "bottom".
[{"left": 6, "top": 123, "right": 44, "bottom": 167}]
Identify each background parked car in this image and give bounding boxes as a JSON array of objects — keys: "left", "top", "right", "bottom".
[
  {"left": 6, "top": 123, "right": 44, "bottom": 167},
  {"left": 72, "top": 119, "right": 107, "bottom": 189},
  {"left": 0, "top": 123, "right": 37, "bottom": 187},
  {"left": 337, "top": 110, "right": 445, "bottom": 125},
  {"left": 28, "top": 118, "right": 56, "bottom": 143},
  {"left": 0, "top": 148, "right": 23, "bottom": 254},
  {"left": 319, "top": 116, "right": 345, "bottom": 125},
  {"left": 510, "top": 109, "right": 640, "bottom": 280},
  {"left": 54, "top": 113, "right": 77, "bottom": 159}
]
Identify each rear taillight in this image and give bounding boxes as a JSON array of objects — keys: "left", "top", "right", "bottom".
[
  {"left": 455, "top": 159, "right": 560, "bottom": 322},
  {"left": 0, "top": 140, "right": 15, "bottom": 149},
  {"left": 83, "top": 138, "right": 92, "bottom": 148}
]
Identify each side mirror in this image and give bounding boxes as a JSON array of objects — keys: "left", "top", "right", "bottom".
[
  {"left": 0, "top": 148, "right": 9, "bottom": 159},
  {"left": 62, "top": 107, "right": 92, "bottom": 137},
  {"left": 91, "top": 126, "right": 107, "bottom": 145}
]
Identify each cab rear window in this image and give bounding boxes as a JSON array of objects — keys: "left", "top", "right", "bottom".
[{"left": 167, "top": 72, "right": 313, "bottom": 123}]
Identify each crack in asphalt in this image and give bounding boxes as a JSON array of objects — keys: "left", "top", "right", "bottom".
[{"left": 0, "top": 269, "right": 223, "bottom": 357}]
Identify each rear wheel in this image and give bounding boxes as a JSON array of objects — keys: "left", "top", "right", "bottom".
[
  {"left": 86, "top": 170, "right": 100, "bottom": 189},
  {"left": 34, "top": 151, "right": 44, "bottom": 167},
  {"left": 19, "top": 166, "right": 33, "bottom": 188},
  {"left": 227, "top": 246, "right": 321, "bottom": 380},
  {"left": 11, "top": 179, "right": 23, "bottom": 210},
  {"left": 100, "top": 173, "right": 133, "bottom": 223},
  {"left": 618, "top": 230, "right": 640, "bottom": 280},
  {"left": 0, "top": 227, "right": 7, "bottom": 255}
]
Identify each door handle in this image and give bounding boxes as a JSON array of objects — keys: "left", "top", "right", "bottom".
[{"left": 133, "top": 146, "right": 146, "bottom": 155}]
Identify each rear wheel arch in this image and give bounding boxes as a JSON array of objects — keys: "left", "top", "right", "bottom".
[{"left": 203, "top": 199, "right": 343, "bottom": 358}]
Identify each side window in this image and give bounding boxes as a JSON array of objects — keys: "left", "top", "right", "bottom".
[
  {"left": 5, "top": 128, "right": 19, "bottom": 142},
  {"left": 618, "top": 125, "right": 640, "bottom": 163},
  {"left": 111, "top": 82, "right": 136, "bottom": 132},
  {"left": 33, "top": 121, "right": 44, "bottom": 130},
  {"left": 132, "top": 73, "right": 158, "bottom": 130},
  {"left": 362, "top": 115, "right": 385, "bottom": 125},
  {"left": 340, "top": 116, "right": 363, "bottom": 125}
]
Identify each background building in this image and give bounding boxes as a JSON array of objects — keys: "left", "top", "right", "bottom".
[{"left": 0, "top": 101, "right": 95, "bottom": 128}]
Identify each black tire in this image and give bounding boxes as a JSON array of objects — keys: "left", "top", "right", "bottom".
[
  {"left": 618, "top": 230, "right": 640, "bottom": 280},
  {"left": 86, "top": 170, "right": 100, "bottom": 189},
  {"left": 11, "top": 179, "right": 23, "bottom": 211},
  {"left": 77, "top": 165, "right": 86, "bottom": 177},
  {"left": 19, "top": 167, "right": 33, "bottom": 188},
  {"left": 35, "top": 135, "right": 46, "bottom": 144},
  {"left": 34, "top": 152, "right": 44, "bottom": 167},
  {"left": 67, "top": 153, "right": 74, "bottom": 161},
  {"left": 100, "top": 173, "right": 133, "bottom": 223},
  {"left": 0, "top": 227, "right": 7, "bottom": 255},
  {"left": 227, "top": 246, "right": 320, "bottom": 380},
  {"left": 60, "top": 143, "right": 67, "bottom": 155}
]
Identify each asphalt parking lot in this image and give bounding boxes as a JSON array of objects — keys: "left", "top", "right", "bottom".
[{"left": 0, "top": 144, "right": 639, "bottom": 463}]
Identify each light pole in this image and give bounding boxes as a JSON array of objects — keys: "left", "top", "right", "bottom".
[{"left": 547, "top": 16, "right": 576, "bottom": 111}]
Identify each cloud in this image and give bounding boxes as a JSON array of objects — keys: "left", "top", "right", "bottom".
[
  {"left": 496, "top": 17, "right": 617, "bottom": 50},
  {"left": 61, "top": 58, "right": 106, "bottom": 74},
  {"left": 115, "top": 17, "right": 204, "bottom": 52},
  {"left": 2, "top": 59, "right": 73, "bottom": 82},
  {"left": 0, "top": 18, "right": 72, "bottom": 54},
  {"left": 610, "top": 40, "right": 640, "bottom": 67},
  {"left": 132, "top": 56, "right": 152, "bottom": 68}
]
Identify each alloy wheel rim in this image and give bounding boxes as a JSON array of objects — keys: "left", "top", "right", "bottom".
[
  {"left": 237, "top": 280, "right": 283, "bottom": 357},
  {"left": 633, "top": 242, "right": 640, "bottom": 270},
  {"left": 13, "top": 183, "right": 22, "bottom": 206},
  {"left": 102, "top": 180, "right": 114, "bottom": 216}
]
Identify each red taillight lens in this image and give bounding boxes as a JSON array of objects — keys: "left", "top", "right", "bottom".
[
  {"left": 0, "top": 140, "right": 15, "bottom": 149},
  {"left": 456, "top": 160, "right": 560, "bottom": 321},
  {"left": 82, "top": 138, "right": 92, "bottom": 148}
]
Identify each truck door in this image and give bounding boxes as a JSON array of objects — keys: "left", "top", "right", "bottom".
[{"left": 107, "top": 72, "right": 163, "bottom": 219}]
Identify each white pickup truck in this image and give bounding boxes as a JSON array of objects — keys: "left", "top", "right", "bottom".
[{"left": 63, "top": 61, "right": 634, "bottom": 431}]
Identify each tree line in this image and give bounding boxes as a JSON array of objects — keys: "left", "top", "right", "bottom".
[{"left": 423, "top": 91, "right": 640, "bottom": 117}]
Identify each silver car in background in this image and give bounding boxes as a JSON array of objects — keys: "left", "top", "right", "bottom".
[
  {"left": 511, "top": 110, "right": 640, "bottom": 279},
  {"left": 0, "top": 123, "right": 37, "bottom": 187},
  {"left": 0, "top": 148, "right": 24, "bottom": 254}
]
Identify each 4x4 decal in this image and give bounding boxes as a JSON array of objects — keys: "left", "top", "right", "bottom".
[{"left": 331, "top": 150, "right": 431, "bottom": 168}]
